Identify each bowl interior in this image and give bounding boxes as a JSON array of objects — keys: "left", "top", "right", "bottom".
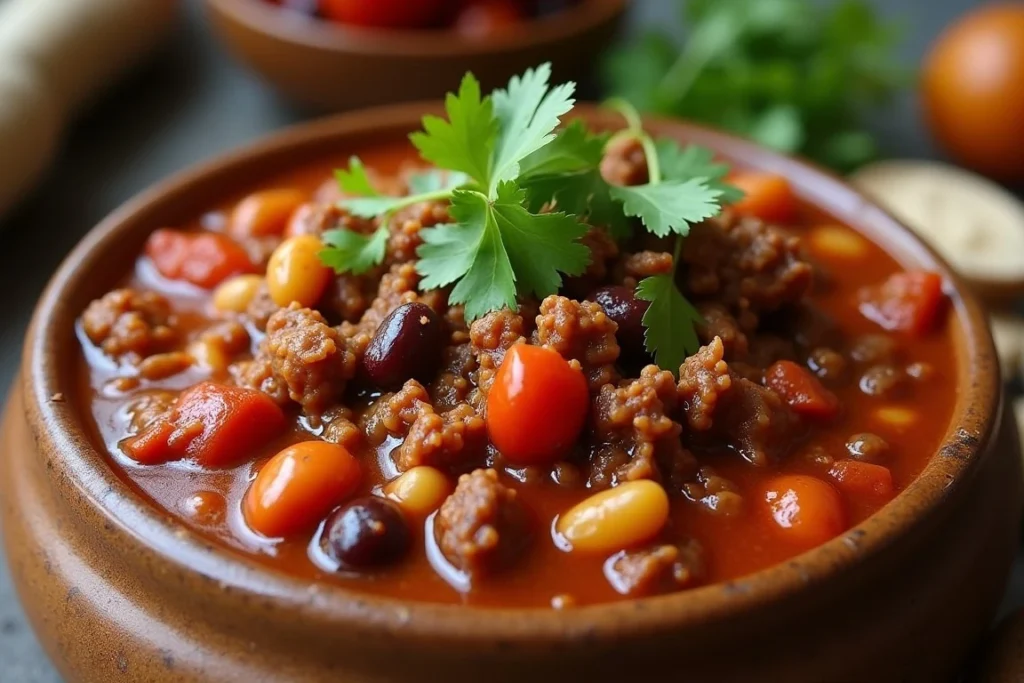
[{"left": 24, "top": 102, "right": 1000, "bottom": 641}]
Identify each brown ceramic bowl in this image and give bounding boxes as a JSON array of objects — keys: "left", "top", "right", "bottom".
[
  {"left": 204, "top": 0, "right": 627, "bottom": 111},
  {"left": 1, "top": 104, "right": 1021, "bottom": 683}
]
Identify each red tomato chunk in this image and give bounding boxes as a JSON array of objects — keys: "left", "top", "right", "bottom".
[
  {"left": 858, "top": 271, "right": 945, "bottom": 335},
  {"left": 145, "top": 228, "right": 255, "bottom": 289},
  {"left": 727, "top": 172, "right": 797, "bottom": 224},
  {"left": 762, "top": 474, "right": 846, "bottom": 549},
  {"left": 827, "top": 460, "right": 895, "bottom": 501},
  {"left": 122, "top": 382, "right": 286, "bottom": 467},
  {"left": 765, "top": 360, "right": 840, "bottom": 420}
]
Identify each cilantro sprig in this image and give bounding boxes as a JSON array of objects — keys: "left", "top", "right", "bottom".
[{"left": 319, "top": 64, "right": 737, "bottom": 373}]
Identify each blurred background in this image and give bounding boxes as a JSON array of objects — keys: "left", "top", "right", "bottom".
[{"left": 1, "top": 0, "right": 1022, "bottom": 680}]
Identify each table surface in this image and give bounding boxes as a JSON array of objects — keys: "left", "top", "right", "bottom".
[{"left": 0, "top": 0, "right": 1016, "bottom": 680}]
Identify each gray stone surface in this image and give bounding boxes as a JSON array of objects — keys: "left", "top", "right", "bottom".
[{"left": 0, "top": 0, "right": 1014, "bottom": 680}]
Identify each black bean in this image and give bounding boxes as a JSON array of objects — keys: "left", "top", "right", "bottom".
[
  {"left": 320, "top": 497, "right": 410, "bottom": 570},
  {"left": 591, "top": 286, "right": 649, "bottom": 360},
  {"left": 846, "top": 433, "right": 890, "bottom": 463},
  {"left": 363, "top": 302, "right": 445, "bottom": 389}
]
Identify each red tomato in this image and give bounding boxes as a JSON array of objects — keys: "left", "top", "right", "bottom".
[
  {"left": 727, "top": 172, "right": 797, "bottom": 224},
  {"left": 762, "top": 475, "right": 846, "bottom": 549},
  {"left": 486, "top": 344, "right": 589, "bottom": 465},
  {"left": 244, "top": 441, "right": 362, "bottom": 538},
  {"left": 827, "top": 460, "right": 895, "bottom": 501},
  {"left": 765, "top": 360, "right": 839, "bottom": 420},
  {"left": 858, "top": 271, "right": 945, "bottom": 336},
  {"left": 455, "top": 0, "right": 524, "bottom": 38},
  {"left": 122, "top": 382, "right": 286, "bottom": 467},
  {"left": 319, "top": 0, "right": 448, "bottom": 28},
  {"left": 145, "top": 229, "right": 255, "bottom": 289}
]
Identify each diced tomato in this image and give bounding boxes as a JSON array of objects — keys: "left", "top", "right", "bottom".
[
  {"left": 122, "top": 382, "right": 286, "bottom": 467},
  {"left": 858, "top": 271, "right": 945, "bottom": 336},
  {"left": 727, "top": 172, "right": 797, "bottom": 224},
  {"left": 145, "top": 229, "right": 255, "bottom": 289},
  {"left": 455, "top": 0, "right": 524, "bottom": 38},
  {"left": 319, "top": 0, "right": 447, "bottom": 27},
  {"left": 765, "top": 360, "right": 840, "bottom": 420},
  {"left": 486, "top": 344, "right": 589, "bottom": 465},
  {"left": 827, "top": 460, "right": 895, "bottom": 500}
]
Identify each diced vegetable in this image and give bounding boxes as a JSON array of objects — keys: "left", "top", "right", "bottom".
[
  {"left": 486, "top": 344, "right": 589, "bottom": 465},
  {"left": 765, "top": 360, "right": 840, "bottom": 420},
  {"left": 266, "top": 235, "right": 332, "bottom": 308},
  {"left": 727, "top": 173, "right": 797, "bottom": 224},
  {"left": 122, "top": 382, "right": 286, "bottom": 467},
  {"left": 858, "top": 271, "right": 945, "bottom": 335},
  {"left": 145, "top": 229, "right": 255, "bottom": 289},
  {"left": 827, "top": 460, "right": 895, "bottom": 500},
  {"left": 244, "top": 441, "right": 362, "bottom": 538},
  {"left": 230, "top": 189, "right": 306, "bottom": 238},
  {"left": 762, "top": 475, "right": 846, "bottom": 549}
]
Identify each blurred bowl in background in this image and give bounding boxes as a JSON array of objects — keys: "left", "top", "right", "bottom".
[{"left": 204, "top": 0, "right": 627, "bottom": 112}]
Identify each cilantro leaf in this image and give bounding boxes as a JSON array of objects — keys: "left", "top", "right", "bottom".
[
  {"left": 655, "top": 140, "right": 744, "bottom": 203},
  {"left": 519, "top": 169, "right": 631, "bottom": 241},
  {"left": 417, "top": 190, "right": 516, "bottom": 321},
  {"left": 609, "top": 178, "right": 722, "bottom": 237},
  {"left": 335, "top": 157, "right": 380, "bottom": 196},
  {"left": 406, "top": 169, "right": 471, "bottom": 194},
  {"left": 339, "top": 196, "right": 410, "bottom": 219},
  {"left": 320, "top": 227, "right": 388, "bottom": 275},
  {"left": 410, "top": 73, "right": 497, "bottom": 188},
  {"left": 518, "top": 121, "right": 606, "bottom": 177},
  {"left": 416, "top": 182, "right": 590, "bottom": 321},
  {"left": 635, "top": 274, "right": 703, "bottom": 373},
  {"left": 490, "top": 63, "right": 576, "bottom": 192},
  {"left": 491, "top": 181, "right": 590, "bottom": 299}
]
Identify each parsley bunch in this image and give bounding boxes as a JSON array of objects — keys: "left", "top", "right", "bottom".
[
  {"left": 320, "top": 64, "right": 738, "bottom": 373},
  {"left": 602, "top": 0, "right": 906, "bottom": 172}
]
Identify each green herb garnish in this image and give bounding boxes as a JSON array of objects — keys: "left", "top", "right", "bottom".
[
  {"left": 602, "top": 0, "right": 907, "bottom": 172},
  {"left": 319, "top": 64, "right": 737, "bottom": 372}
]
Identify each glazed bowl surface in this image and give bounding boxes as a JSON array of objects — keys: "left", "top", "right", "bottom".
[
  {"left": 1, "top": 103, "right": 1019, "bottom": 683},
  {"left": 204, "top": 0, "right": 627, "bottom": 111}
]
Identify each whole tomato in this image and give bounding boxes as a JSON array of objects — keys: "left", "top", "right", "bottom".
[
  {"left": 922, "top": 4, "right": 1024, "bottom": 180},
  {"left": 320, "top": 0, "right": 450, "bottom": 28}
]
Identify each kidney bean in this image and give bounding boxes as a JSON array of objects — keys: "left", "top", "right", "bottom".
[
  {"left": 320, "top": 497, "right": 410, "bottom": 569},
  {"left": 363, "top": 302, "right": 445, "bottom": 388},
  {"left": 591, "top": 286, "right": 649, "bottom": 360}
]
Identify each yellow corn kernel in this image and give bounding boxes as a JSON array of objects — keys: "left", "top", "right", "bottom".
[
  {"left": 385, "top": 466, "right": 451, "bottom": 517},
  {"left": 810, "top": 225, "right": 869, "bottom": 260},
  {"left": 266, "top": 235, "right": 331, "bottom": 308},
  {"left": 555, "top": 480, "right": 669, "bottom": 554},
  {"left": 212, "top": 274, "right": 264, "bottom": 313}
]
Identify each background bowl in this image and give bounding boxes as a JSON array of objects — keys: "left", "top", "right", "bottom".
[
  {"left": 1, "top": 103, "right": 1018, "bottom": 682},
  {"left": 204, "top": 0, "right": 628, "bottom": 111}
]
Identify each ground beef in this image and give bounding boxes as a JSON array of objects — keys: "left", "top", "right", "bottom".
[
  {"left": 677, "top": 337, "right": 732, "bottom": 432},
  {"left": 745, "top": 334, "right": 797, "bottom": 369},
  {"left": 846, "top": 433, "right": 889, "bottom": 463},
  {"left": 605, "top": 540, "right": 705, "bottom": 596},
  {"left": 82, "top": 289, "right": 177, "bottom": 360},
  {"left": 620, "top": 250, "right": 674, "bottom": 288},
  {"left": 681, "top": 466, "right": 743, "bottom": 517},
  {"left": 711, "top": 376, "right": 796, "bottom": 466},
  {"left": 468, "top": 309, "right": 525, "bottom": 404},
  {"left": 534, "top": 295, "right": 620, "bottom": 390},
  {"left": 387, "top": 201, "right": 450, "bottom": 264},
  {"left": 362, "top": 379, "right": 432, "bottom": 446},
  {"left": 600, "top": 136, "right": 648, "bottom": 187},
  {"left": 696, "top": 304, "right": 749, "bottom": 361},
  {"left": 396, "top": 402, "right": 487, "bottom": 471},
  {"left": 287, "top": 203, "right": 375, "bottom": 238},
  {"left": 316, "top": 270, "right": 382, "bottom": 325},
  {"left": 430, "top": 372, "right": 472, "bottom": 412},
  {"left": 434, "top": 468, "right": 528, "bottom": 577},
  {"left": 230, "top": 356, "right": 289, "bottom": 404},
  {"left": 681, "top": 214, "right": 812, "bottom": 320},
  {"left": 260, "top": 304, "right": 357, "bottom": 416},
  {"left": 356, "top": 262, "right": 430, "bottom": 334},
  {"left": 245, "top": 282, "right": 280, "bottom": 332},
  {"left": 562, "top": 228, "right": 620, "bottom": 297},
  {"left": 125, "top": 390, "right": 176, "bottom": 433},
  {"left": 444, "top": 305, "right": 470, "bottom": 345},
  {"left": 590, "top": 366, "right": 695, "bottom": 490},
  {"left": 321, "top": 406, "right": 362, "bottom": 451}
]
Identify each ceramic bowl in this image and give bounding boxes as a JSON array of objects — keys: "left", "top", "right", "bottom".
[
  {"left": 203, "top": 0, "right": 628, "bottom": 111},
  {"left": 1, "top": 104, "right": 1020, "bottom": 683}
]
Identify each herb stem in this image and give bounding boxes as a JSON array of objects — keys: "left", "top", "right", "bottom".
[
  {"left": 603, "top": 98, "right": 661, "bottom": 185},
  {"left": 385, "top": 188, "right": 456, "bottom": 214}
]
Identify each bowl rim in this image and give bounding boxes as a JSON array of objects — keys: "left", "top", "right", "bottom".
[
  {"left": 23, "top": 101, "right": 1000, "bottom": 644},
  {"left": 204, "top": 0, "right": 630, "bottom": 58}
]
